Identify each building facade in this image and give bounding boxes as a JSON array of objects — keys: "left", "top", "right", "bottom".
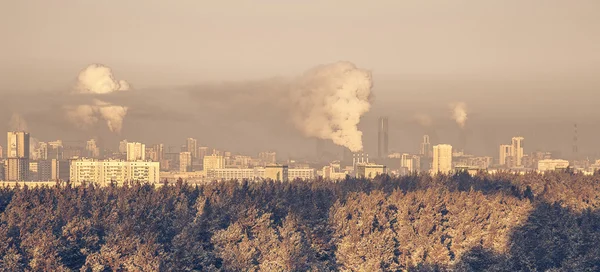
[
  {"left": 265, "top": 164, "right": 288, "bottom": 182},
  {"left": 377, "top": 117, "right": 389, "bottom": 158},
  {"left": 179, "top": 151, "right": 192, "bottom": 172},
  {"left": 432, "top": 144, "right": 453, "bottom": 174},
  {"left": 355, "top": 163, "right": 386, "bottom": 179},
  {"left": 203, "top": 154, "right": 224, "bottom": 170},
  {"left": 70, "top": 159, "right": 159, "bottom": 185},
  {"left": 126, "top": 142, "right": 146, "bottom": 161},
  {"left": 288, "top": 168, "right": 315, "bottom": 180}
]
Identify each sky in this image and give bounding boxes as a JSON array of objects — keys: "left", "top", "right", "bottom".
[{"left": 0, "top": 1, "right": 599, "bottom": 159}]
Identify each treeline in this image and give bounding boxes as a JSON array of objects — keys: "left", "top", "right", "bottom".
[{"left": 1, "top": 170, "right": 600, "bottom": 271}]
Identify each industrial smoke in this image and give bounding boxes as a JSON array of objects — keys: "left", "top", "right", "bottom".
[
  {"left": 66, "top": 64, "right": 131, "bottom": 133},
  {"left": 451, "top": 102, "right": 468, "bottom": 128},
  {"left": 65, "top": 99, "right": 128, "bottom": 133},
  {"left": 289, "top": 61, "right": 373, "bottom": 152},
  {"left": 75, "top": 64, "right": 130, "bottom": 94}
]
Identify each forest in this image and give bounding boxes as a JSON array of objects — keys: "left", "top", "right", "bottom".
[{"left": 1, "top": 170, "right": 600, "bottom": 271}]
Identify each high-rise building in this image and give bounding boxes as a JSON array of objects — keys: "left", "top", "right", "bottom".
[
  {"left": 420, "top": 135, "right": 432, "bottom": 157},
  {"left": 119, "top": 140, "right": 128, "bottom": 154},
  {"left": 377, "top": 117, "right": 389, "bottom": 158},
  {"left": 0, "top": 145, "right": 3, "bottom": 159},
  {"left": 186, "top": 138, "right": 198, "bottom": 159},
  {"left": 86, "top": 139, "right": 100, "bottom": 158},
  {"left": 51, "top": 159, "right": 70, "bottom": 181},
  {"left": 401, "top": 153, "right": 419, "bottom": 173},
  {"left": 7, "top": 131, "right": 30, "bottom": 158},
  {"left": 179, "top": 152, "right": 192, "bottom": 172},
  {"left": 511, "top": 137, "right": 524, "bottom": 167},
  {"left": 34, "top": 142, "right": 48, "bottom": 160},
  {"left": 432, "top": 144, "right": 453, "bottom": 174},
  {"left": 203, "top": 154, "right": 224, "bottom": 170},
  {"left": 499, "top": 144, "right": 512, "bottom": 166},
  {"left": 6, "top": 158, "right": 28, "bottom": 181},
  {"left": 47, "top": 140, "right": 64, "bottom": 160},
  {"left": 7, "top": 131, "right": 30, "bottom": 181},
  {"left": 126, "top": 142, "right": 146, "bottom": 161},
  {"left": 198, "top": 147, "right": 208, "bottom": 160}
]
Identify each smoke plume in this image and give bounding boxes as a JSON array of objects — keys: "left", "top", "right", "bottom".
[
  {"left": 289, "top": 62, "right": 373, "bottom": 152},
  {"left": 65, "top": 64, "right": 131, "bottom": 133},
  {"left": 451, "top": 102, "right": 468, "bottom": 128},
  {"left": 65, "top": 99, "right": 128, "bottom": 133},
  {"left": 9, "top": 113, "right": 28, "bottom": 131},
  {"left": 75, "top": 64, "right": 130, "bottom": 94}
]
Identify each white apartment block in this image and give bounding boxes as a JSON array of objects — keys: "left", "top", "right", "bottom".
[
  {"left": 288, "top": 168, "right": 315, "bottom": 180},
  {"left": 70, "top": 159, "right": 159, "bottom": 185}
]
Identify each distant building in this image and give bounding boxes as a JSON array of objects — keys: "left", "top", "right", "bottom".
[
  {"left": 179, "top": 152, "right": 192, "bottom": 172},
  {"left": 512, "top": 137, "right": 524, "bottom": 167},
  {"left": 70, "top": 159, "right": 159, "bottom": 185},
  {"left": 186, "top": 138, "right": 198, "bottom": 159},
  {"left": 499, "top": 144, "right": 512, "bottom": 166},
  {"left": 0, "top": 145, "right": 3, "bottom": 159},
  {"left": 432, "top": 144, "right": 453, "bottom": 174},
  {"left": 6, "top": 158, "right": 28, "bottom": 181},
  {"left": 538, "top": 159, "right": 569, "bottom": 172},
  {"left": 203, "top": 154, "right": 224, "bottom": 170},
  {"left": 207, "top": 168, "right": 264, "bottom": 181},
  {"left": 51, "top": 159, "right": 71, "bottom": 181},
  {"left": 34, "top": 142, "right": 48, "bottom": 160},
  {"left": 420, "top": 135, "right": 432, "bottom": 158},
  {"left": 264, "top": 164, "right": 288, "bottom": 182},
  {"left": 288, "top": 168, "right": 316, "bottom": 180},
  {"left": 401, "top": 153, "right": 420, "bottom": 173},
  {"left": 126, "top": 142, "right": 145, "bottom": 161},
  {"left": 259, "top": 151, "right": 276, "bottom": 165},
  {"left": 47, "top": 141, "right": 64, "bottom": 160},
  {"left": 7, "top": 131, "right": 30, "bottom": 158},
  {"left": 377, "top": 117, "right": 389, "bottom": 158},
  {"left": 355, "top": 163, "right": 386, "bottom": 179},
  {"left": 119, "top": 140, "right": 128, "bottom": 154},
  {"left": 86, "top": 139, "right": 100, "bottom": 158}
]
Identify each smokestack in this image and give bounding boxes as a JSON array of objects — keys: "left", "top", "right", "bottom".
[{"left": 290, "top": 61, "right": 373, "bottom": 152}]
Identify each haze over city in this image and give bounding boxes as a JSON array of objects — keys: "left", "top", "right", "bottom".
[{"left": 1, "top": 0, "right": 600, "bottom": 159}]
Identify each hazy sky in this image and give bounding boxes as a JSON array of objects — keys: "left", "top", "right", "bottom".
[{"left": 1, "top": 1, "right": 599, "bottom": 159}]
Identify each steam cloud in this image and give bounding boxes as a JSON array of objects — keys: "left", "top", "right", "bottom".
[
  {"left": 289, "top": 62, "right": 372, "bottom": 152},
  {"left": 451, "top": 102, "right": 468, "bottom": 128},
  {"left": 65, "top": 99, "right": 128, "bottom": 133},
  {"left": 75, "top": 64, "right": 130, "bottom": 94},
  {"left": 66, "top": 64, "right": 131, "bottom": 133},
  {"left": 9, "top": 113, "right": 28, "bottom": 131}
]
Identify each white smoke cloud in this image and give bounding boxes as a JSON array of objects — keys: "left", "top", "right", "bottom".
[
  {"left": 451, "top": 102, "right": 468, "bottom": 129},
  {"left": 75, "top": 64, "right": 130, "bottom": 94},
  {"left": 65, "top": 100, "right": 128, "bottom": 133},
  {"left": 8, "top": 113, "right": 29, "bottom": 131},
  {"left": 95, "top": 100, "right": 128, "bottom": 133},
  {"left": 289, "top": 61, "right": 373, "bottom": 152},
  {"left": 65, "top": 64, "right": 131, "bottom": 133}
]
